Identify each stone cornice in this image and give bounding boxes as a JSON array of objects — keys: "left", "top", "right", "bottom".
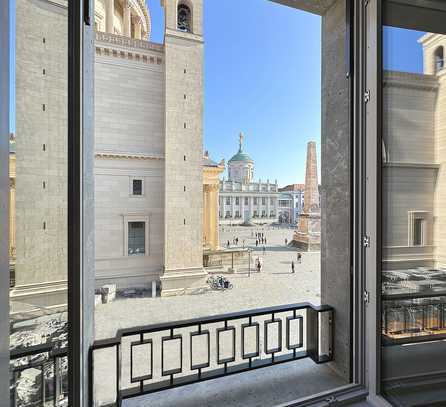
[
  {"left": 384, "top": 161, "right": 440, "bottom": 169},
  {"left": 95, "top": 151, "right": 165, "bottom": 161},
  {"left": 384, "top": 70, "right": 438, "bottom": 91},
  {"left": 95, "top": 31, "right": 164, "bottom": 53}
]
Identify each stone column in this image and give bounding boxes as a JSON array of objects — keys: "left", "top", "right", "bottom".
[
  {"left": 134, "top": 18, "right": 142, "bottom": 40},
  {"left": 249, "top": 196, "right": 253, "bottom": 219},
  {"left": 231, "top": 196, "right": 235, "bottom": 220},
  {"left": 123, "top": 1, "right": 131, "bottom": 37},
  {"left": 9, "top": 178, "right": 15, "bottom": 260},
  {"left": 203, "top": 186, "right": 209, "bottom": 247},
  {"left": 241, "top": 195, "right": 244, "bottom": 221},
  {"left": 105, "top": 0, "right": 114, "bottom": 34},
  {"left": 267, "top": 195, "right": 270, "bottom": 219},
  {"left": 210, "top": 185, "right": 219, "bottom": 249}
]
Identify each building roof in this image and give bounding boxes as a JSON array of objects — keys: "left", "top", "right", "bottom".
[
  {"left": 228, "top": 132, "right": 253, "bottom": 164},
  {"left": 203, "top": 157, "right": 219, "bottom": 167},
  {"left": 279, "top": 183, "right": 305, "bottom": 192}
]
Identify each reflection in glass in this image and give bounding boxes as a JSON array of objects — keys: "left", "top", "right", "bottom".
[
  {"left": 10, "top": 0, "right": 68, "bottom": 405},
  {"left": 382, "top": 9, "right": 446, "bottom": 404}
]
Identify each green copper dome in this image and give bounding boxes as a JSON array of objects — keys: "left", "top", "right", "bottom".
[{"left": 228, "top": 132, "right": 253, "bottom": 163}]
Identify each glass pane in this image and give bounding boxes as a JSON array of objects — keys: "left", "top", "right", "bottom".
[
  {"left": 92, "top": 0, "right": 351, "bottom": 405},
  {"left": 382, "top": 3, "right": 446, "bottom": 404},
  {"left": 9, "top": 0, "right": 69, "bottom": 405}
]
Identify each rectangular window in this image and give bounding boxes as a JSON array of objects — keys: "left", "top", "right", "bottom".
[
  {"left": 262, "top": 197, "right": 266, "bottom": 205},
  {"left": 413, "top": 218, "right": 424, "bottom": 246},
  {"left": 128, "top": 222, "right": 145, "bottom": 255},
  {"left": 226, "top": 197, "right": 231, "bottom": 205},
  {"left": 132, "top": 179, "right": 143, "bottom": 195},
  {"left": 244, "top": 197, "right": 249, "bottom": 205},
  {"left": 235, "top": 197, "right": 239, "bottom": 205},
  {"left": 253, "top": 197, "right": 258, "bottom": 205}
]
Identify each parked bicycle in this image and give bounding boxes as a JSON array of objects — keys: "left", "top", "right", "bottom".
[{"left": 207, "top": 275, "right": 233, "bottom": 290}]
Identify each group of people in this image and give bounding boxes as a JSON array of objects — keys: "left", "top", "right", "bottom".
[
  {"left": 254, "top": 231, "right": 267, "bottom": 246},
  {"left": 226, "top": 237, "right": 246, "bottom": 248}
]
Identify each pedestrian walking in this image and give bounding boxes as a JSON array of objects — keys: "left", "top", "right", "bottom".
[
  {"left": 256, "top": 239, "right": 258, "bottom": 247},
  {"left": 257, "top": 259, "right": 261, "bottom": 273},
  {"left": 291, "top": 260, "right": 295, "bottom": 273},
  {"left": 297, "top": 252, "right": 302, "bottom": 264},
  {"left": 263, "top": 246, "right": 266, "bottom": 254},
  {"left": 265, "top": 238, "right": 267, "bottom": 244},
  {"left": 285, "top": 238, "right": 288, "bottom": 245},
  {"left": 227, "top": 240, "right": 230, "bottom": 248}
]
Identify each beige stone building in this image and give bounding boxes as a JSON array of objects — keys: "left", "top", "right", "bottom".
[
  {"left": 203, "top": 153, "right": 225, "bottom": 250},
  {"left": 94, "top": 0, "right": 212, "bottom": 296},
  {"left": 383, "top": 33, "right": 446, "bottom": 271},
  {"left": 12, "top": 0, "right": 219, "bottom": 309},
  {"left": 12, "top": 0, "right": 68, "bottom": 313}
]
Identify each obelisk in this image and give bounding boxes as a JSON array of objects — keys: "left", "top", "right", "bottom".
[{"left": 291, "top": 141, "right": 321, "bottom": 250}]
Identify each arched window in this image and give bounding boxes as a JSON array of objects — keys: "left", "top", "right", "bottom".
[
  {"left": 177, "top": 4, "right": 191, "bottom": 32},
  {"left": 435, "top": 46, "right": 444, "bottom": 72}
]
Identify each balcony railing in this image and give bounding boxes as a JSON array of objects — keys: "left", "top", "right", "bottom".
[
  {"left": 90, "top": 302, "right": 333, "bottom": 406},
  {"left": 10, "top": 342, "right": 68, "bottom": 407}
]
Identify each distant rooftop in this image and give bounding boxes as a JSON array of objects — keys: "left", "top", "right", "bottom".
[{"left": 279, "top": 183, "right": 305, "bottom": 192}]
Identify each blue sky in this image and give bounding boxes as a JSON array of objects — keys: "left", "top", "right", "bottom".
[
  {"left": 148, "top": 0, "right": 322, "bottom": 186},
  {"left": 8, "top": 2, "right": 427, "bottom": 186}
]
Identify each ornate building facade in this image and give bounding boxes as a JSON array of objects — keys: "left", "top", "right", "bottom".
[{"left": 219, "top": 134, "right": 280, "bottom": 225}]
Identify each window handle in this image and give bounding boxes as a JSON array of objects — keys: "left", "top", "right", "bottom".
[{"left": 84, "top": 0, "right": 91, "bottom": 26}]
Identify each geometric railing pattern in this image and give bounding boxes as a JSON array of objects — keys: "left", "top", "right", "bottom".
[
  {"left": 10, "top": 342, "right": 68, "bottom": 407},
  {"left": 90, "top": 302, "right": 333, "bottom": 407}
]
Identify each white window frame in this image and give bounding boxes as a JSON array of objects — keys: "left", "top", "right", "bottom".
[
  {"left": 408, "top": 210, "right": 428, "bottom": 247},
  {"left": 123, "top": 214, "right": 149, "bottom": 256},
  {"left": 129, "top": 177, "right": 145, "bottom": 197}
]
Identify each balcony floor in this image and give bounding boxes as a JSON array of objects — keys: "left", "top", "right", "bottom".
[{"left": 123, "top": 359, "right": 346, "bottom": 407}]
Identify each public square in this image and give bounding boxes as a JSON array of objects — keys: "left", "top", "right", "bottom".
[
  {"left": 92, "top": 224, "right": 328, "bottom": 406},
  {"left": 95, "top": 224, "right": 321, "bottom": 339}
]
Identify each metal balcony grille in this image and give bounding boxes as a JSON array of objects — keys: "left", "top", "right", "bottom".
[
  {"left": 90, "top": 302, "right": 333, "bottom": 407},
  {"left": 10, "top": 343, "right": 68, "bottom": 407}
]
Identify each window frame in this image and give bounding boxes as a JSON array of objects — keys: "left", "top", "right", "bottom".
[
  {"left": 130, "top": 177, "right": 144, "bottom": 197},
  {"left": 0, "top": 0, "right": 393, "bottom": 405},
  {"left": 123, "top": 215, "right": 150, "bottom": 257}
]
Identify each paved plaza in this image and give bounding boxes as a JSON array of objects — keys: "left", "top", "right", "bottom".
[
  {"left": 93, "top": 226, "right": 329, "bottom": 406},
  {"left": 95, "top": 226, "right": 320, "bottom": 338},
  {"left": 95, "top": 225, "right": 321, "bottom": 339}
]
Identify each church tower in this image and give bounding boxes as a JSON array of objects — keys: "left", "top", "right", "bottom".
[{"left": 161, "top": 0, "right": 207, "bottom": 295}]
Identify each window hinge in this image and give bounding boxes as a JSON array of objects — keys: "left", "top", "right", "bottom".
[
  {"left": 363, "top": 290, "right": 370, "bottom": 304},
  {"left": 325, "top": 395, "right": 339, "bottom": 406},
  {"left": 363, "top": 235, "right": 370, "bottom": 247},
  {"left": 364, "top": 89, "right": 371, "bottom": 103}
]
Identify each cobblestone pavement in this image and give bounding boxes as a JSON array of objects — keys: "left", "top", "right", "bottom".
[{"left": 96, "top": 225, "right": 321, "bottom": 339}]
